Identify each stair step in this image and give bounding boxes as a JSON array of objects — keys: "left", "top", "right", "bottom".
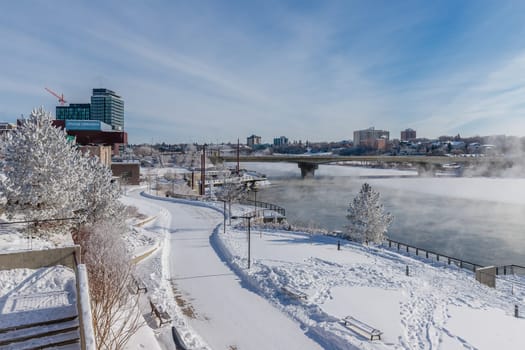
[
  {"left": 0, "top": 315, "right": 78, "bottom": 334},
  {"left": 51, "top": 343, "right": 82, "bottom": 350},
  {"left": 0, "top": 330, "right": 80, "bottom": 350},
  {"left": 0, "top": 319, "right": 79, "bottom": 346}
]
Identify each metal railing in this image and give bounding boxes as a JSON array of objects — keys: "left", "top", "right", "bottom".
[
  {"left": 239, "top": 199, "right": 286, "bottom": 217},
  {"left": 495, "top": 265, "right": 525, "bottom": 276},
  {"left": 164, "top": 192, "right": 286, "bottom": 217},
  {"left": 384, "top": 238, "right": 483, "bottom": 272}
]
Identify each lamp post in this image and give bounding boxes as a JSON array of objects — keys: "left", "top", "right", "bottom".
[
  {"left": 231, "top": 215, "right": 254, "bottom": 269},
  {"left": 221, "top": 200, "right": 227, "bottom": 233}
]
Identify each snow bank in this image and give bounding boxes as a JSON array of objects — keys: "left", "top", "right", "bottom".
[
  {"left": 76, "top": 264, "right": 96, "bottom": 350},
  {"left": 215, "top": 226, "right": 525, "bottom": 349}
]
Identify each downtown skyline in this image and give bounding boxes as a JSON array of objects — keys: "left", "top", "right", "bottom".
[{"left": 2, "top": 1, "right": 525, "bottom": 144}]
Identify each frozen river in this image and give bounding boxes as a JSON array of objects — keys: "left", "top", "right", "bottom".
[{"left": 236, "top": 162, "right": 525, "bottom": 267}]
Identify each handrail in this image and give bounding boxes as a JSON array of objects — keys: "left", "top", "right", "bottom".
[
  {"left": 495, "top": 264, "right": 525, "bottom": 276},
  {"left": 384, "top": 238, "right": 483, "bottom": 272},
  {"left": 239, "top": 199, "right": 286, "bottom": 216}
]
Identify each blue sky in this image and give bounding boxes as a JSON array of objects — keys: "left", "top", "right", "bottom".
[{"left": 2, "top": 1, "right": 525, "bottom": 144}]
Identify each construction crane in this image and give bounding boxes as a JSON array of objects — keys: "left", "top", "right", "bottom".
[{"left": 44, "top": 87, "right": 67, "bottom": 105}]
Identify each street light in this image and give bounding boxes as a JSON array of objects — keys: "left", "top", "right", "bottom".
[
  {"left": 231, "top": 215, "right": 255, "bottom": 269},
  {"left": 220, "top": 200, "right": 227, "bottom": 233}
]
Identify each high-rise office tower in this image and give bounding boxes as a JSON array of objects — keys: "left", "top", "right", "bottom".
[{"left": 90, "top": 88, "right": 124, "bottom": 130}]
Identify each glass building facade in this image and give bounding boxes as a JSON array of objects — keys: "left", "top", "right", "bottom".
[
  {"left": 56, "top": 104, "right": 91, "bottom": 121},
  {"left": 90, "top": 88, "right": 124, "bottom": 130}
]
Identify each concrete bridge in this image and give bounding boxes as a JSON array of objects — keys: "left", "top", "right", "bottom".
[{"left": 218, "top": 154, "right": 512, "bottom": 177}]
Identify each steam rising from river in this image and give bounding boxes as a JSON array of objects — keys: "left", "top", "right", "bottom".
[{"left": 232, "top": 162, "right": 525, "bottom": 266}]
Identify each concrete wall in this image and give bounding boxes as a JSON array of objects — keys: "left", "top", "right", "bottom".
[
  {"left": 0, "top": 246, "right": 80, "bottom": 270},
  {"left": 476, "top": 266, "right": 496, "bottom": 288}
]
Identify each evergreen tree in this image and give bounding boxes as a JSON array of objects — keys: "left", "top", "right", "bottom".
[
  {"left": 0, "top": 107, "right": 122, "bottom": 235},
  {"left": 0, "top": 107, "right": 86, "bottom": 234},
  {"left": 345, "top": 183, "right": 393, "bottom": 244},
  {"left": 77, "top": 155, "right": 123, "bottom": 226}
]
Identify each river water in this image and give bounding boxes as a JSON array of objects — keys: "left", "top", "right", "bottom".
[{"left": 238, "top": 162, "right": 525, "bottom": 267}]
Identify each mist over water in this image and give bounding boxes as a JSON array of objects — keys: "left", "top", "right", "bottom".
[{"left": 239, "top": 162, "right": 525, "bottom": 267}]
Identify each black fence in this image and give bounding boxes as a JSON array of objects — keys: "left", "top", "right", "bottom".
[
  {"left": 495, "top": 265, "right": 525, "bottom": 276},
  {"left": 384, "top": 238, "right": 483, "bottom": 272},
  {"left": 239, "top": 199, "right": 286, "bottom": 217}
]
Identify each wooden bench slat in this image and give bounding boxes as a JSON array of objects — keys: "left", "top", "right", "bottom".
[
  {"left": 343, "top": 316, "right": 382, "bottom": 341},
  {"left": 149, "top": 300, "right": 172, "bottom": 326},
  {"left": 281, "top": 286, "right": 307, "bottom": 300},
  {"left": 133, "top": 276, "right": 147, "bottom": 293}
]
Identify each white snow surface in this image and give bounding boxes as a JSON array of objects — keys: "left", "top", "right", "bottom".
[
  {"left": 217, "top": 226, "right": 525, "bottom": 349},
  {"left": 126, "top": 189, "right": 322, "bottom": 350},
  {"left": 3, "top": 168, "right": 524, "bottom": 349},
  {"left": 120, "top": 186, "right": 525, "bottom": 350},
  {"left": 0, "top": 265, "right": 77, "bottom": 329}
]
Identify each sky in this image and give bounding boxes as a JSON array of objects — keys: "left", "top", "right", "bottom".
[{"left": 2, "top": 1, "right": 525, "bottom": 144}]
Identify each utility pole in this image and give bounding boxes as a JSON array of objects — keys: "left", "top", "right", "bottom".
[
  {"left": 200, "top": 144, "right": 206, "bottom": 196},
  {"left": 236, "top": 138, "right": 240, "bottom": 175}
]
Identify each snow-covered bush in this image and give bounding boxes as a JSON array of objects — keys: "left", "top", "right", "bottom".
[
  {"left": 345, "top": 183, "right": 393, "bottom": 244},
  {"left": 79, "top": 220, "right": 142, "bottom": 350}
]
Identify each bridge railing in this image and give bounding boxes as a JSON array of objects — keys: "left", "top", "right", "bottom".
[
  {"left": 384, "top": 238, "right": 483, "bottom": 272},
  {"left": 238, "top": 199, "right": 286, "bottom": 217}
]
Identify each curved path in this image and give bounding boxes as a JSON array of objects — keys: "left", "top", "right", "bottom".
[{"left": 153, "top": 198, "right": 322, "bottom": 350}]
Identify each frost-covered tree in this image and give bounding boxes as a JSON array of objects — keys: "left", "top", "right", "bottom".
[
  {"left": 215, "top": 176, "right": 248, "bottom": 224},
  {"left": 77, "top": 155, "right": 123, "bottom": 226},
  {"left": 345, "top": 183, "right": 393, "bottom": 244},
  {"left": 0, "top": 107, "right": 87, "bottom": 234},
  {"left": 0, "top": 107, "right": 122, "bottom": 235}
]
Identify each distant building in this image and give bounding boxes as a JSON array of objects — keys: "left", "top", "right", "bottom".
[
  {"left": 273, "top": 136, "right": 289, "bottom": 146},
  {"left": 0, "top": 122, "right": 16, "bottom": 139},
  {"left": 54, "top": 88, "right": 124, "bottom": 131},
  {"left": 91, "top": 89, "right": 124, "bottom": 130},
  {"left": 376, "top": 136, "right": 388, "bottom": 151},
  {"left": 65, "top": 120, "right": 112, "bottom": 132},
  {"left": 401, "top": 128, "right": 416, "bottom": 141},
  {"left": 111, "top": 162, "right": 140, "bottom": 185},
  {"left": 353, "top": 127, "right": 389, "bottom": 149},
  {"left": 52, "top": 120, "right": 127, "bottom": 156},
  {"left": 247, "top": 134, "right": 261, "bottom": 147},
  {"left": 56, "top": 104, "right": 91, "bottom": 122},
  {"left": 79, "top": 145, "right": 112, "bottom": 167}
]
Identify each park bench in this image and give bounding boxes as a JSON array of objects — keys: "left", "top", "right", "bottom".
[
  {"left": 281, "top": 285, "right": 307, "bottom": 300},
  {"left": 342, "top": 316, "right": 382, "bottom": 341},
  {"left": 149, "top": 299, "right": 172, "bottom": 326},
  {"left": 132, "top": 275, "right": 148, "bottom": 293}
]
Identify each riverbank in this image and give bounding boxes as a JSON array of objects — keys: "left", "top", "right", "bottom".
[{"left": 238, "top": 162, "right": 525, "bottom": 267}]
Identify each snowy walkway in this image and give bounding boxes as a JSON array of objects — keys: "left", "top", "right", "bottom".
[
  {"left": 163, "top": 201, "right": 322, "bottom": 350},
  {"left": 124, "top": 190, "right": 323, "bottom": 350}
]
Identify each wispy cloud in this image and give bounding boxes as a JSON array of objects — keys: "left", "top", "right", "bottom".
[{"left": 2, "top": 1, "right": 525, "bottom": 143}]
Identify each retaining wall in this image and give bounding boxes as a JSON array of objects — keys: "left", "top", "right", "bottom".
[{"left": 0, "top": 246, "right": 80, "bottom": 270}]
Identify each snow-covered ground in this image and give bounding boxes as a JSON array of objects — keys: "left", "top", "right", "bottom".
[
  {"left": 3, "top": 165, "right": 525, "bottom": 349},
  {"left": 0, "top": 224, "right": 74, "bottom": 253},
  {"left": 217, "top": 226, "right": 525, "bottom": 349},
  {"left": 120, "top": 186, "right": 525, "bottom": 349},
  {"left": 0, "top": 265, "right": 77, "bottom": 329},
  {"left": 124, "top": 189, "right": 323, "bottom": 350}
]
